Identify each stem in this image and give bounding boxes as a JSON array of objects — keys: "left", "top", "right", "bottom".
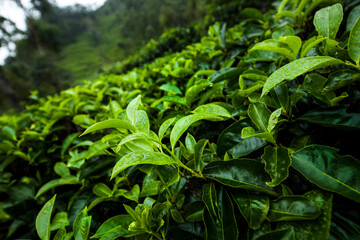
[{"left": 162, "top": 144, "right": 203, "bottom": 178}]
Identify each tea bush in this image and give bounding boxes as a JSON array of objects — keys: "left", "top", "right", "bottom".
[{"left": 1, "top": 0, "right": 360, "bottom": 239}]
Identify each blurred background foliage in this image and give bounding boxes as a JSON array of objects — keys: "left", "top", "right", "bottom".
[{"left": 0, "top": 0, "right": 271, "bottom": 114}]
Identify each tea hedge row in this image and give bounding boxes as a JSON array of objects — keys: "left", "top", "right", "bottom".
[{"left": 1, "top": 0, "right": 360, "bottom": 239}]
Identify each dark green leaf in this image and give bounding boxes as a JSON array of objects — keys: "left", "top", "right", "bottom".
[
  {"left": 248, "top": 103, "right": 271, "bottom": 132},
  {"left": 262, "top": 146, "right": 291, "bottom": 187},
  {"left": 232, "top": 191, "right": 269, "bottom": 230},
  {"left": 349, "top": 16, "right": 360, "bottom": 64},
  {"left": 92, "top": 215, "right": 133, "bottom": 238},
  {"left": 267, "top": 196, "right": 320, "bottom": 221},
  {"left": 194, "top": 139, "right": 208, "bottom": 172},
  {"left": 171, "top": 209, "right": 185, "bottom": 223},
  {"left": 298, "top": 106, "right": 360, "bottom": 129},
  {"left": 255, "top": 227, "right": 295, "bottom": 240},
  {"left": 202, "top": 183, "right": 218, "bottom": 221},
  {"left": 291, "top": 145, "right": 360, "bottom": 202},
  {"left": 203, "top": 159, "right": 280, "bottom": 196},
  {"left": 184, "top": 201, "right": 204, "bottom": 222}
]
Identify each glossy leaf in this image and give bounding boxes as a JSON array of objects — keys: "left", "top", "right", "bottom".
[
  {"left": 92, "top": 215, "right": 133, "bottom": 238},
  {"left": 134, "top": 110, "right": 150, "bottom": 133},
  {"left": 209, "top": 67, "right": 244, "bottom": 83},
  {"left": 80, "top": 119, "right": 136, "bottom": 136},
  {"left": 193, "top": 104, "right": 232, "bottom": 118},
  {"left": 347, "top": 5, "right": 360, "bottom": 31},
  {"left": 158, "top": 117, "right": 176, "bottom": 141},
  {"left": 241, "top": 127, "right": 275, "bottom": 144},
  {"left": 126, "top": 95, "right": 142, "bottom": 124},
  {"left": 35, "top": 176, "right": 78, "bottom": 198},
  {"left": 280, "top": 36, "right": 302, "bottom": 55},
  {"left": 232, "top": 191, "right": 269, "bottom": 230},
  {"left": 50, "top": 212, "right": 69, "bottom": 231},
  {"left": 53, "top": 227, "right": 66, "bottom": 240},
  {"left": 300, "top": 36, "right": 326, "bottom": 58},
  {"left": 291, "top": 145, "right": 360, "bottom": 202},
  {"left": 267, "top": 196, "right": 320, "bottom": 222},
  {"left": 349, "top": 16, "right": 360, "bottom": 64},
  {"left": 314, "top": 3, "right": 343, "bottom": 39},
  {"left": 203, "top": 159, "right": 280, "bottom": 196},
  {"left": 277, "top": 191, "right": 333, "bottom": 240},
  {"left": 36, "top": 195, "right": 56, "bottom": 240},
  {"left": 170, "top": 113, "right": 223, "bottom": 149},
  {"left": 111, "top": 151, "right": 177, "bottom": 179},
  {"left": 194, "top": 139, "right": 208, "bottom": 172},
  {"left": 261, "top": 57, "right": 344, "bottom": 96},
  {"left": 61, "top": 133, "right": 80, "bottom": 157},
  {"left": 248, "top": 103, "right": 271, "bottom": 132},
  {"left": 171, "top": 209, "right": 184, "bottom": 223},
  {"left": 298, "top": 106, "right": 360, "bottom": 129},
  {"left": 184, "top": 201, "right": 204, "bottom": 222},
  {"left": 185, "top": 83, "right": 211, "bottom": 106},
  {"left": 54, "top": 162, "right": 70, "bottom": 177},
  {"left": 92, "top": 183, "right": 112, "bottom": 198},
  {"left": 249, "top": 39, "right": 296, "bottom": 61},
  {"left": 262, "top": 146, "right": 291, "bottom": 187}
]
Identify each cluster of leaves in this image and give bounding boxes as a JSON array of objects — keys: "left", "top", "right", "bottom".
[{"left": 1, "top": 0, "right": 360, "bottom": 239}]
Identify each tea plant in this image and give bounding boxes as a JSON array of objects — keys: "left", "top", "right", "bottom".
[{"left": 1, "top": 0, "right": 360, "bottom": 239}]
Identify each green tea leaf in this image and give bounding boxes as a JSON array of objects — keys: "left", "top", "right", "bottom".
[
  {"left": 92, "top": 183, "right": 112, "bottom": 198},
  {"left": 126, "top": 95, "right": 142, "bottom": 124},
  {"left": 347, "top": 5, "right": 360, "bottom": 31},
  {"left": 50, "top": 212, "right": 69, "bottom": 231},
  {"left": 80, "top": 119, "right": 136, "bottom": 136},
  {"left": 36, "top": 195, "right": 56, "bottom": 240},
  {"left": 349, "top": 16, "right": 360, "bottom": 64},
  {"left": 232, "top": 191, "right": 269, "bottom": 230},
  {"left": 91, "top": 214, "right": 134, "bottom": 238},
  {"left": 54, "top": 162, "right": 70, "bottom": 177},
  {"left": 262, "top": 145, "right": 291, "bottom": 187},
  {"left": 73, "top": 208, "right": 91, "bottom": 240},
  {"left": 298, "top": 106, "right": 360, "bottom": 129},
  {"left": 193, "top": 103, "right": 232, "bottom": 118},
  {"left": 217, "top": 120, "right": 267, "bottom": 158},
  {"left": 171, "top": 209, "right": 184, "bottom": 223},
  {"left": 249, "top": 39, "right": 296, "bottom": 61},
  {"left": 300, "top": 36, "right": 327, "bottom": 58},
  {"left": 158, "top": 117, "right": 175, "bottom": 141},
  {"left": 267, "top": 196, "right": 320, "bottom": 221},
  {"left": 209, "top": 67, "right": 244, "bottom": 83},
  {"left": 261, "top": 56, "right": 344, "bottom": 96},
  {"left": 183, "top": 201, "right": 204, "bottom": 222},
  {"left": 241, "top": 127, "right": 275, "bottom": 144},
  {"left": 194, "top": 139, "right": 208, "bottom": 172},
  {"left": 203, "top": 159, "right": 280, "bottom": 196},
  {"left": 61, "top": 133, "right": 80, "bottom": 157},
  {"left": 292, "top": 145, "right": 360, "bottom": 202},
  {"left": 280, "top": 36, "right": 302, "bottom": 55},
  {"left": 35, "top": 176, "right": 78, "bottom": 198},
  {"left": 53, "top": 227, "right": 66, "bottom": 240},
  {"left": 248, "top": 103, "right": 271, "bottom": 132},
  {"left": 314, "top": 3, "right": 343, "bottom": 39},
  {"left": 170, "top": 113, "right": 223, "bottom": 149},
  {"left": 111, "top": 151, "right": 177, "bottom": 179}
]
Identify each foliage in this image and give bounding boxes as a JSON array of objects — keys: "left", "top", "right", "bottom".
[{"left": 1, "top": 0, "right": 360, "bottom": 239}]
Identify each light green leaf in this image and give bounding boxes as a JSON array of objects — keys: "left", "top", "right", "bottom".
[
  {"left": 61, "top": 133, "right": 80, "bottom": 157},
  {"left": 267, "top": 108, "right": 282, "bottom": 132},
  {"left": 126, "top": 95, "right": 142, "bottom": 124},
  {"left": 248, "top": 102, "right": 271, "bottom": 132},
  {"left": 267, "top": 196, "right": 320, "bottom": 221},
  {"left": 50, "top": 212, "right": 69, "bottom": 231},
  {"left": 170, "top": 113, "right": 223, "bottom": 149},
  {"left": 92, "top": 183, "right": 112, "bottom": 198},
  {"left": 314, "top": 3, "right": 343, "bottom": 39},
  {"left": 232, "top": 191, "right": 269, "bottom": 230},
  {"left": 241, "top": 127, "right": 275, "bottom": 144},
  {"left": 194, "top": 139, "right": 208, "bottom": 172},
  {"left": 349, "top": 16, "right": 360, "bottom": 64},
  {"left": 73, "top": 115, "right": 96, "bottom": 128},
  {"left": 53, "top": 227, "right": 66, "bottom": 240},
  {"left": 116, "top": 132, "right": 158, "bottom": 152},
  {"left": 111, "top": 151, "right": 177, "bottom": 179},
  {"left": 73, "top": 208, "right": 91, "bottom": 240},
  {"left": 92, "top": 215, "right": 133, "bottom": 239},
  {"left": 280, "top": 36, "right": 302, "bottom": 55},
  {"left": 291, "top": 145, "right": 360, "bottom": 202},
  {"left": 54, "top": 162, "right": 70, "bottom": 177},
  {"left": 159, "top": 82, "right": 182, "bottom": 95},
  {"left": 193, "top": 103, "right": 232, "bottom": 118},
  {"left": 300, "top": 36, "right": 326, "bottom": 58},
  {"left": 262, "top": 146, "right": 291, "bottom": 187},
  {"left": 158, "top": 117, "right": 175, "bottom": 141},
  {"left": 261, "top": 56, "right": 344, "bottom": 96},
  {"left": 134, "top": 110, "right": 150, "bottom": 134},
  {"left": 80, "top": 119, "right": 136, "bottom": 137},
  {"left": 2, "top": 126, "right": 17, "bottom": 140},
  {"left": 185, "top": 133, "right": 196, "bottom": 153},
  {"left": 249, "top": 39, "right": 296, "bottom": 61},
  {"left": 36, "top": 195, "right": 56, "bottom": 240}
]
